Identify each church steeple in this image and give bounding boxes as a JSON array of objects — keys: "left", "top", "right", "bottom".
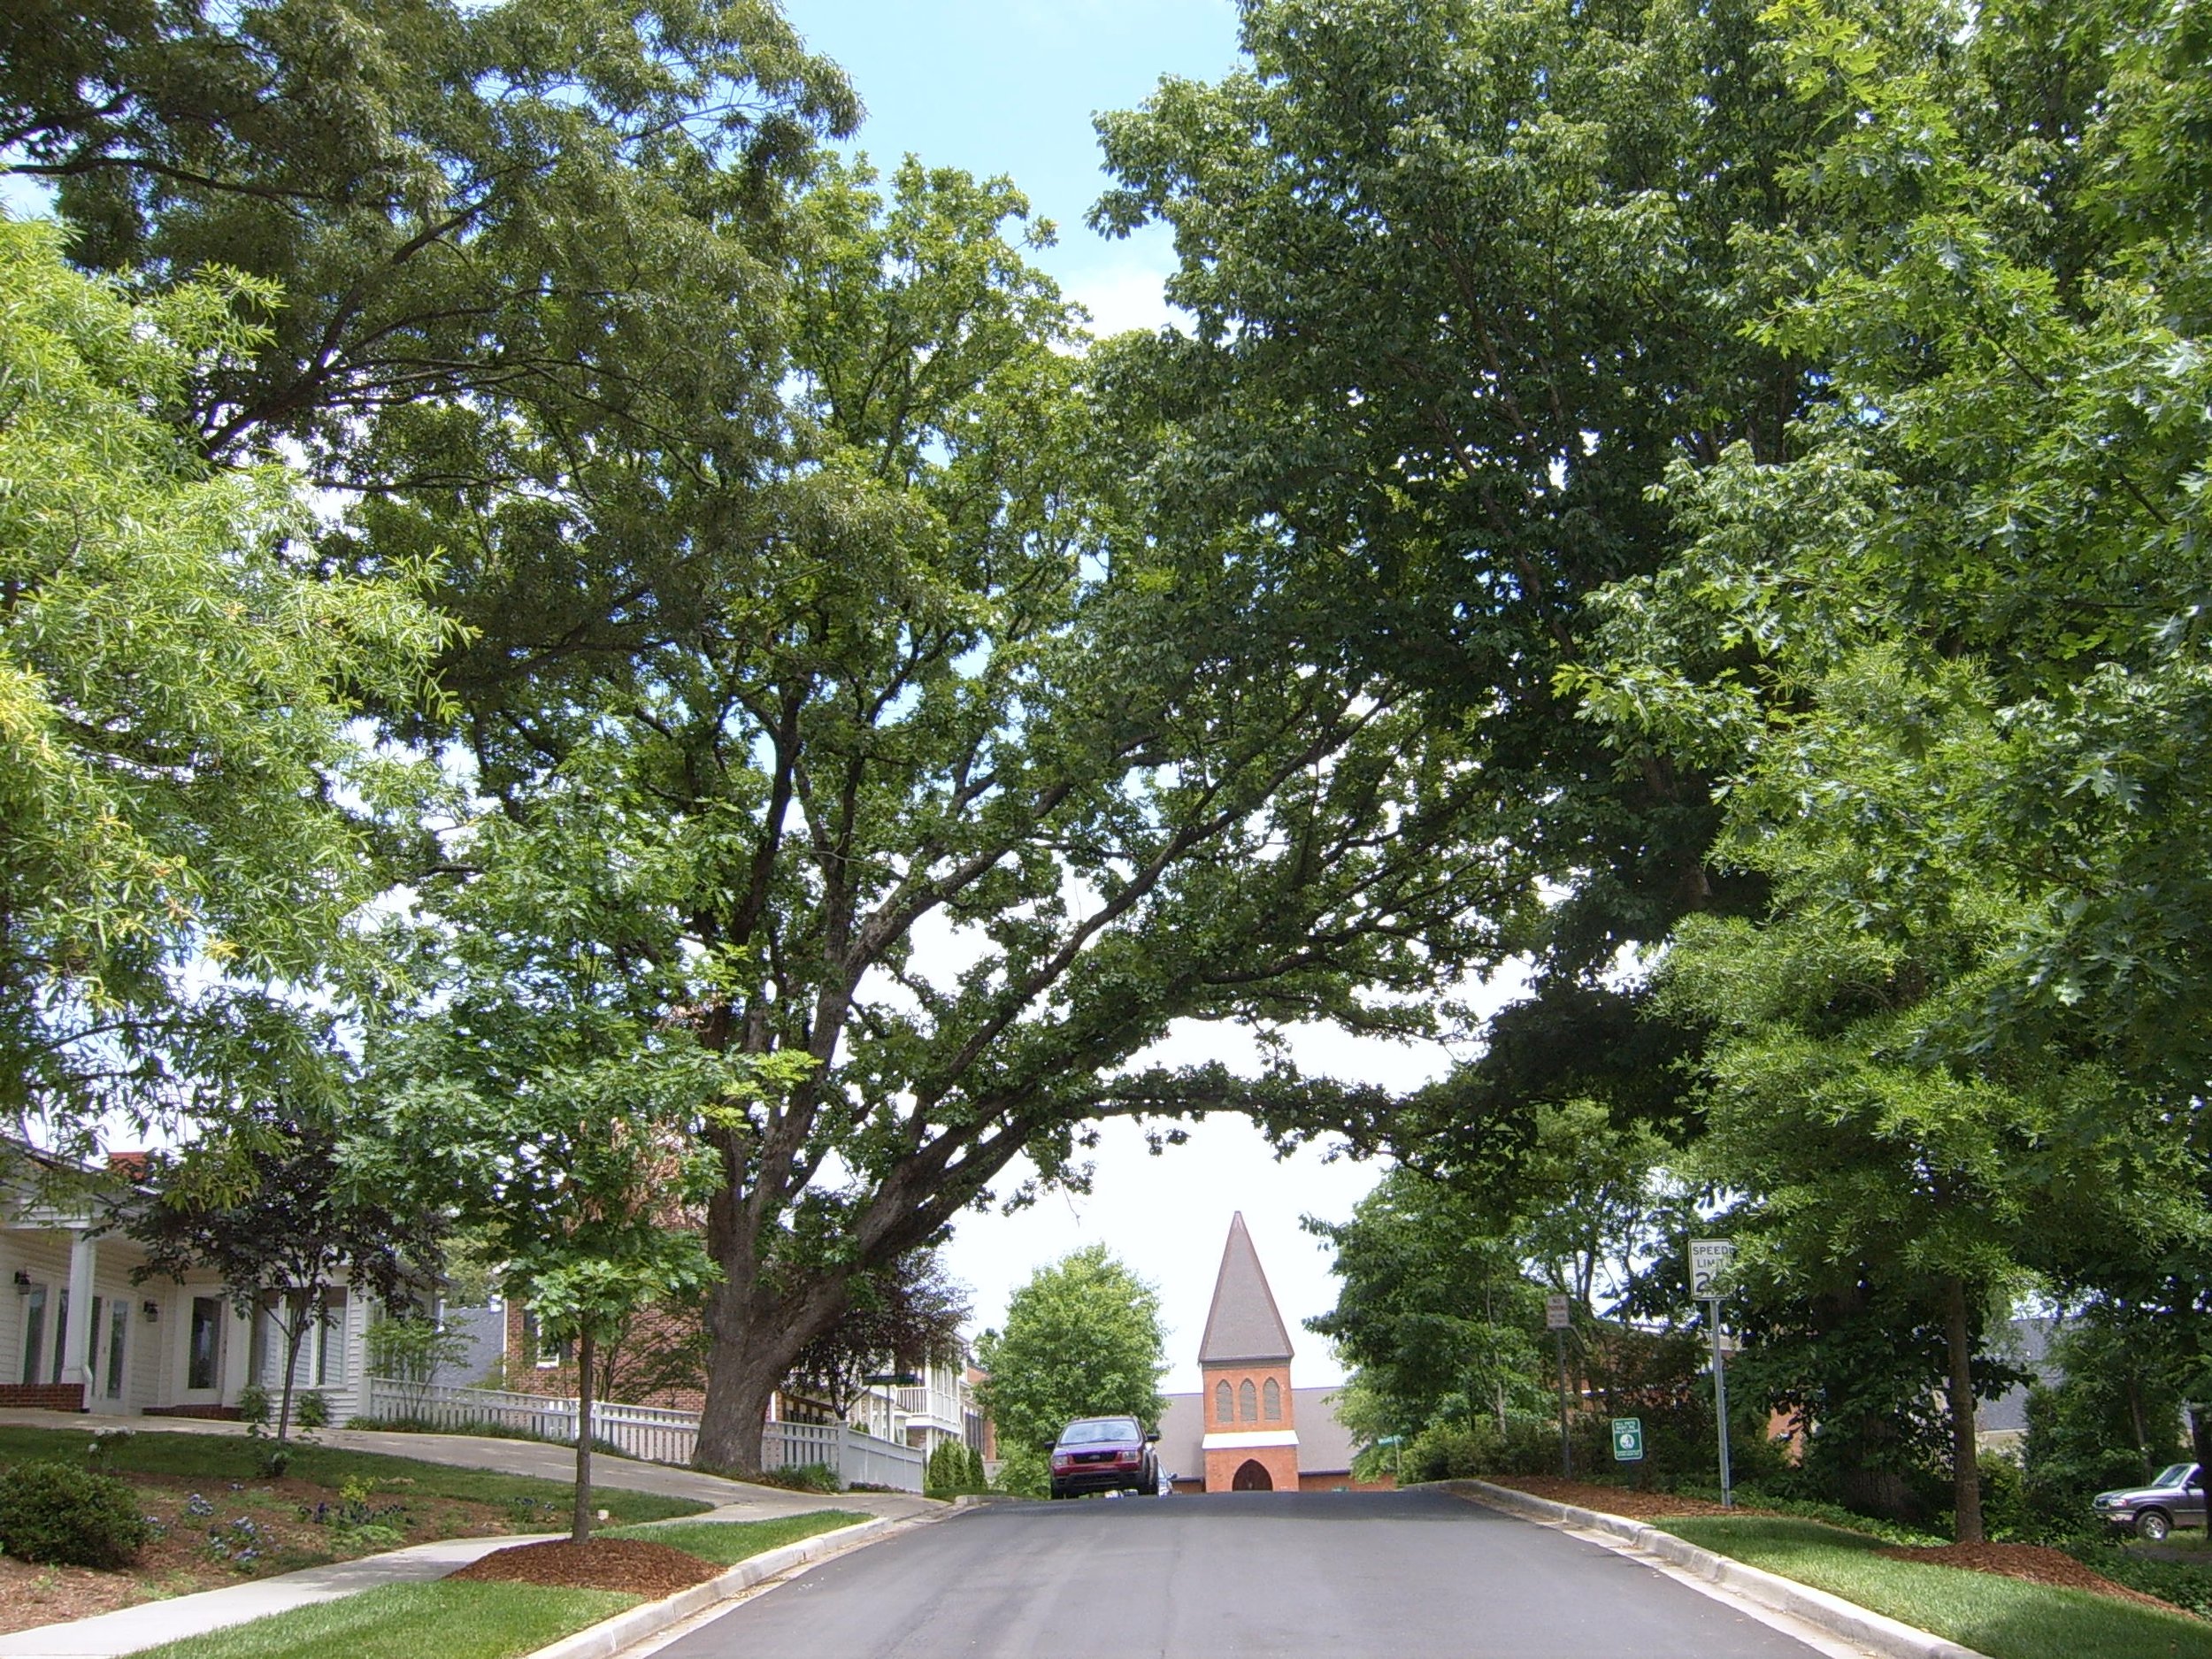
[
  {"left": 1199, "top": 1211, "right": 1295, "bottom": 1365},
  {"left": 1197, "top": 1212, "right": 1300, "bottom": 1493}
]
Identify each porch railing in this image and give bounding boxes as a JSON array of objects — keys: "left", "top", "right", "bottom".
[{"left": 362, "top": 1377, "right": 925, "bottom": 1490}]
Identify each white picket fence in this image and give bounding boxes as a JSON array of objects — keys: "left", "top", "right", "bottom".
[{"left": 364, "top": 1376, "right": 926, "bottom": 1491}]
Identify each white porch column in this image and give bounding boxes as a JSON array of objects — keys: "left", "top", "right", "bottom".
[{"left": 62, "top": 1231, "right": 96, "bottom": 1392}]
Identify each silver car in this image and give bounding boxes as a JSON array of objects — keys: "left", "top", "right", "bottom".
[{"left": 2093, "top": 1462, "right": 2205, "bottom": 1541}]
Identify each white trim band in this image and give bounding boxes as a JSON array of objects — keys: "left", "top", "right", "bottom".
[{"left": 1202, "top": 1430, "right": 1299, "bottom": 1450}]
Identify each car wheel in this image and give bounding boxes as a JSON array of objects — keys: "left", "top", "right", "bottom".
[
  {"left": 2139, "top": 1509, "right": 2173, "bottom": 1542},
  {"left": 1048, "top": 1481, "right": 1065, "bottom": 1502}
]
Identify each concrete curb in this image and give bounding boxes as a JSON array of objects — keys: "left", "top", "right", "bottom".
[
  {"left": 1439, "top": 1481, "right": 1994, "bottom": 1659},
  {"left": 520, "top": 1512, "right": 932, "bottom": 1659}
]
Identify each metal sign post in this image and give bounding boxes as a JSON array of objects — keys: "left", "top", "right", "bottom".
[
  {"left": 1689, "top": 1240, "right": 1737, "bottom": 1510},
  {"left": 1376, "top": 1432, "right": 1404, "bottom": 1485},
  {"left": 1546, "top": 1293, "right": 1572, "bottom": 1479}
]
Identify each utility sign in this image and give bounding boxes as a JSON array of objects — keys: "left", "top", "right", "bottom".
[
  {"left": 1545, "top": 1294, "right": 1571, "bottom": 1330},
  {"left": 1612, "top": 1418, "right": 1645, "bottom": 1462},
  {"left": 1689, "top": 1240, "right": 1737, "bottom": 1300}
]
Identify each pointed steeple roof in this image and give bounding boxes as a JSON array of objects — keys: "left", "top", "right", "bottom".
[{"left": 1197, "top": 1211, "right": 1295, "bottom": 1366}]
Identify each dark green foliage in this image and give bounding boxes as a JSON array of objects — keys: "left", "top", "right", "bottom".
[
  {"left": 2057, "top": 1542, "right": 2212, "bottom": 1622},
  {"left": 925, "top": 1440, "right": 986, "bottom": 1496},
  {"left": 753, "top": 1463, "right": 840, "bottom": 1495},
  {"left": 0, "top": 1460, "right": 150, "bottom": 1567},
  {"left": 2016, "top": 1318, "right": 2192, "bottom": 1540}
]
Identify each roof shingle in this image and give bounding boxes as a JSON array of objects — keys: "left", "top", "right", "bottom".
[{"left": 1197, "top": 1211, "right": 1295, "bottom": 1366}]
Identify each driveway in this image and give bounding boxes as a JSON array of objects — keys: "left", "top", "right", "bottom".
[
  {"left": 0, "top": 1409, "right": 937, "bottom": 1521},
  {"left": 651, "top": 1487, "right": 1836, "bottom": 1658}
]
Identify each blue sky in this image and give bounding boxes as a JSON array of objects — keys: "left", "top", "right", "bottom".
[{"left": 785, "top": 0, "right": 1244, "bottom": 333}]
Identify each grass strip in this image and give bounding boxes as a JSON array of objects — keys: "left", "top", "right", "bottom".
[
  {"left": 604, "top": 1509, "right": 867, "bottom": 1564},
  {"left": 121, "top": 1580, "right": 638, "bottom": 1659},
  {"left": 0, "top": 1426, "right": 706, "bottom": 1525},
  {"left": 1660, "top": 1515, "right": 2212, "bottom": 1659}
]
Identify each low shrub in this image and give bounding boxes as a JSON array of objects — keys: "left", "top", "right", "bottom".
[
  {"left": 926, "top": 1440, "right": 987, "bottom": 1495},
  {"left": 2062, "top": 1539, "right": 2212, "bottom": 1619},
  {"left": 754, "top": 1463, "right": 841, "bottom": 1494},
  {"left": 0, "top": 1459, "right": 152, "bottom": 1567}
]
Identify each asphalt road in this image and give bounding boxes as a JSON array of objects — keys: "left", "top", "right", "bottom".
[{"left": 657, "top": 1487, "right": 1831, "bottom": 1658}]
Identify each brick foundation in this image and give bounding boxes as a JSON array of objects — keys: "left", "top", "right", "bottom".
[
  {"left": 1203, "top": 1441, "right": 1301, "bottom": 1492},
  {"left": 0, "top": 1384, "right": 86, "bottom": 1411},
  {"left": 142, "top": 1403, "right": 241, "bottom": 1420}
]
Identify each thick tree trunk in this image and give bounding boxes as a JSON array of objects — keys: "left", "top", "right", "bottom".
[
  {"left": 1943, "top": 1276, "right": 1983, "bottom": 1545},
  {"left": 695, "top": 1317, "right": 790, "bottom": 1477},
  {"left": 572, "top": 1329, "right": 595, "bottom": 1544},
  {"left": 693, "top": 1188, "right": 856, "bottom": 1475}
]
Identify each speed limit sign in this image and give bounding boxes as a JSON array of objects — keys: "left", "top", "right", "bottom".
[{"left": 1689, "top": 1240, "right": 1736, "bottom": 1300}]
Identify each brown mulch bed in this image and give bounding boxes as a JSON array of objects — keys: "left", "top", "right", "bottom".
[
  {"left": 446, "top": 1539, "right": 719, "bottom": 1597},
  {"left": 1484, "top": 1476, "right": 1742, "bottom": 1519},
  {"left": 1876, "top": 1542, "right": 2181, "bottom": 1614}
]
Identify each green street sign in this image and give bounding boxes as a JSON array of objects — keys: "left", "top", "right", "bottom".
[{"left": 1612, "top": 1417, "right": 1645, "bottom": 1462}]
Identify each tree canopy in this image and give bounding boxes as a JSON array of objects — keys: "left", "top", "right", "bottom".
[{"left": 0, "top": 218, "right": 447, "bottom": 1147}]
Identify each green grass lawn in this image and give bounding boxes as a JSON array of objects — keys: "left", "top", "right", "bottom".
[
  {"left": 120, "top": 1581, "right": 640, "bottom": 1659},
  {"left": 1661, "top": 1515, "right": 2212, "bottom": 1659},
  {"left": 605, "top": 1509, "right": 865, "bottom": 1563},
  {"left": 104, "top": 1509, "right": 872, "bottom": 1659},
  {"left": 0, "top": 1426, "right": 708, "bottom": 1525}
]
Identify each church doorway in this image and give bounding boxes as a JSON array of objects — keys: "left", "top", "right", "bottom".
[{"left": 1232, "top": 1459, "right": 1273, "bottom": 1492}]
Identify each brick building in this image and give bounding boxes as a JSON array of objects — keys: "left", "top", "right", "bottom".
[{"left": 1154, "top": 1212, "right": 1392, "bottom": 1494}]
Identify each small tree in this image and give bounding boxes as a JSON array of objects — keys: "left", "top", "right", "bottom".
[
  {"left": 120, "top": 1103, "right": 442, "bottom": 1443},
  {"left": 976, "top": 1247, "right": 1165, "bottom": 1497},
  {"left": 787, "top": 1248, "right": 969, "bottom": 1425},
  {"left": 366, "top": 1047, "right": 809, "bottom": 1542}
]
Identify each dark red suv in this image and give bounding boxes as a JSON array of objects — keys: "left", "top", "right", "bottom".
[{"left": 1048, "top": 1416, "right": 1162, "bottom": 1499}]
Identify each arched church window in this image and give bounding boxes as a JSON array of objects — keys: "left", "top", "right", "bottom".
[
  {"left": 1215, "top": 1379, "right": 1233, "bottom": 1423},
  {"left": 1239, "top": 1379, "right": 1257, "bottom": 1422},
  {"left": 1263, "top": 1378, "right": 1281, "bottom": 1421}
]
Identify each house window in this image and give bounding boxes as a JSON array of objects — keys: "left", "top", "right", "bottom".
[
  {"left": 104, "top": 1300, "right": 127, "bottom": 1399},
  {"left": 522, "top": 1308, "right": 570, "bottom": 1368},
  {"left": 188, "top": 1296, "right": 222, "bottom": 1390},
  {"left": 1214, "top": 1379, "right": 1232, "bottom": 1424},
  {"left": 1263, "top": 1378, "right": 1281, "bottom": 1421},
  {"left": 1238, "top": 1379, "right": 1256, "bottom": 1423},
  {"left": 20, "top": 1285, "right": 46, "bottom": 1386}
]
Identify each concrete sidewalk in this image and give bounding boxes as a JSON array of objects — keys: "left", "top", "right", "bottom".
[{"left": 0, "top": 1531, "right": 561, "bottom": 1659}]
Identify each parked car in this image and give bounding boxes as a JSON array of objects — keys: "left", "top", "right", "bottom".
[
  {"left": 2093, "top": 1463, "right": 2205, "bottom": 1541},
  {"left": 1048, "top": 1416, "right": 1162, "bottom": 1500}
]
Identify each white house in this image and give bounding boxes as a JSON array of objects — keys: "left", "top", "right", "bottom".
[{"left": 0, "top": 1157, "right": 380, "bottom": 1423}]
